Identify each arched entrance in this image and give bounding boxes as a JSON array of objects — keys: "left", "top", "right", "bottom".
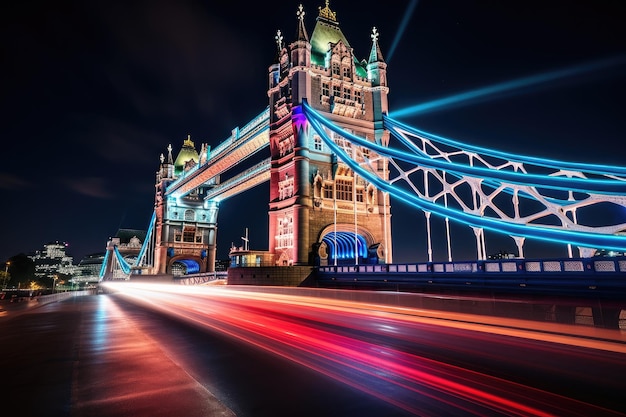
[
  {"left": 321, "top": 231, "right": 367, "bottom": 265},
  {"left": 317, "top": 222, "right": 385, "bottom": 266},
  {"left": 170, "top": 259, "right": 200, "bottom": 276}
]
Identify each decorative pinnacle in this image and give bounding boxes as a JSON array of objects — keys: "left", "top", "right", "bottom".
[
  {"left": 371, "top": 27, "right": 379, "bottom": 43},
  {"left": 318, "top": 0, "right": 336, "bottom": 22},
  {"left": 275, "top": 29, "right": 283, "bottom": 50},
  {"left": 297, "top": 4, "right": 305, "bottom": 21}
]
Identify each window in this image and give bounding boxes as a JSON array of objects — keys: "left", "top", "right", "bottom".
[
  {"left": 336, "top": 178, "right": 353, "bottom": 201},
  {"left": 276, "top": 215, "right": 294, "bottom": 248},
  {"left": 354, "top": 90, "right": 362, "bottom": 103},
  {"left": 322, "top": 83, "right": 329, "bottom": 96},
  {"left": 183, "top": 226, "right": 196, "bottom": 243},
  {"left": 356, "top": 188, "right": 364, "bottom": 203},
  {"left": 278, "top": 174, "right": 294, "bottom": 200},
  {"left": 342, "top": 66, "right": 351, "bottom": 79},
  {"left": 323, "top": 183, "right": 333, "bottom": 199},
  {"left": 332, "top": 62, "right": 340, "bottom": 76},
  {"left": 184, "top": 209, "right": 195, "bottom": 221},
  {"left": 332, "top": 85, "right": 340, "bottom": 97},
  {"left": 314, "top": 135, "right": 323, "bottom": 151},
  {"left": 343, "top": 87, "right": 351, "bottom": 100}
]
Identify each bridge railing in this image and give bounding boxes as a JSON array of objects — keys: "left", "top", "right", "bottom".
[{"left": 318, "top": 257, "right": 626, "bottom": 276}]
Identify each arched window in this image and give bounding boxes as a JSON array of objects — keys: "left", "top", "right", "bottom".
[{"left": 314, "top": 135, "right": 323, "bottom": 151}]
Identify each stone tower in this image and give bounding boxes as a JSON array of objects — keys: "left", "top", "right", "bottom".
[
  {"left": 267, "top": 2, "right": 392, "bottom": 266},
  {"left": 153, "top": 136, "right": 219, "bottom": 275}
]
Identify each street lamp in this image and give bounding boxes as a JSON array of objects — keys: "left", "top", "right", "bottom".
[
  {"left": 3, "top": 261, "right": 9, "bottom": 289},
  {"left": 52, "top": 274, "right": 58, "bottom": 293}
]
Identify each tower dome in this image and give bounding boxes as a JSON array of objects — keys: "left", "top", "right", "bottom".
[{"left": 174, "top": 135, "right": 199, "bottom": 175}]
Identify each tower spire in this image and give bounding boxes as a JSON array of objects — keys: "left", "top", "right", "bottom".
[
  {"left": 368, "top": 27, "right": 385, "bottom": 64},
  {"left": 296, "top": 4, "right": 309, "bottom": 42}
]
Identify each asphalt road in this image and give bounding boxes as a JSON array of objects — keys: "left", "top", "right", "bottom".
[
  {"left": 2, "top": 288, "right": 626, "bottom": 417},
  {"left": 0, "top": 292, "right": 417, "bottom": 417},
  {"left": 0, "top": 293, "right": 235, "bottom": 417}
]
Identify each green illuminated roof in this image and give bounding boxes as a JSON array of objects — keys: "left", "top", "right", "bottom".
[
  {"left": 309, "top": 2, "right": 368, "bottom": 78},
  {"left": 174, "top": 135, "right": 199, "bottom": 175}
]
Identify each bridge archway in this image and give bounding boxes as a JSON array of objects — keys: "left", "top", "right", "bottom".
[
  {"left": 170, "top": 258, "right": 201, "bottom": 276},
  {"left": 317, "top": 225, "right": 384, "bottom": 266}
]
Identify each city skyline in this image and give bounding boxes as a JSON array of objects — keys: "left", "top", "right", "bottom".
[{"left": 1, "top": 1, "right": 625, "bottom": 263}]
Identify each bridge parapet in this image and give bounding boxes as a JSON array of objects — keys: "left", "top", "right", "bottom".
[{"left": 317, "top": 257, "right": 626, "bottom": 300}]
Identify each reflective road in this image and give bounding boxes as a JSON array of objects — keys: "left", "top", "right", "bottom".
[
  {"left": 100, "top": 282, "right": 626, "bottom": 417},
  {"left": 1, "top": 285, "right": 625, "bottom": 416}
]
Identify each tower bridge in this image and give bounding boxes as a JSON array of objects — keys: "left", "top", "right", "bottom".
[{"left": 99, "top": 2, "right": 626, "bottom": 285}]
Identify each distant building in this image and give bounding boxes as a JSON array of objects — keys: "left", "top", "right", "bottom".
[{"left": 29, "top": 241, "right": 77, "bottom": 280}]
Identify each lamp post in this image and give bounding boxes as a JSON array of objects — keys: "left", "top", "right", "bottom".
[
  {"left": 3, "top": 261, "right": 9, "bottom": 289},
  {"left": 52, "top": 275, "right": 58, "bottom": 293}
]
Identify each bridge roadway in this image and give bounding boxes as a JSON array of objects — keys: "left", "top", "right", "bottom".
[
  {"left": 0, "top": 292, "right": 235, "bottom": 417},
  {"left": 2, "top": 287, "right": 626, "bottom": 416}
]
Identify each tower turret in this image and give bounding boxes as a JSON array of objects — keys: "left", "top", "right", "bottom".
[{"left": 266, "top": 2, "right": 393, "bottom": 267}]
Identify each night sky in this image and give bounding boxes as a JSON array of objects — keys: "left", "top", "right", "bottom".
[{"left": 1, "top": 1, "right": 625, "bottom": 264}]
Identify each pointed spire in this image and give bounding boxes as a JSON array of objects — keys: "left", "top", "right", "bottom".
[
  {"left": 368, "top": 27, "right": 385, "bottom": 64},
  {"left": 275, "top": 29, "right": 284, "bottom": 51},
  {"left": 295, "top": 4, "right": 309, "bottom": 42}
]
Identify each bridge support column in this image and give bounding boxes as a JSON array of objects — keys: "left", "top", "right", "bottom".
[
  {"left": 425, "top": 211, "right": 432, "bottom": 262},
  {"left": 205, "top": 200, "right": 219, "bottom": 273},
  {"left": 206, "top": 228, "right": 217, "bottom": 273},
  {"left": 473, "top": 227, "right": 485, "bottom": 260},
  {"left": 513, "top": 236, "right": 525, "bottom": 259}
]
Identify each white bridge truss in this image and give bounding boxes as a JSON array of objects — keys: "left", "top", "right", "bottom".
[{"left": 303, "top": 101, "right": 626, "bottom": 260}]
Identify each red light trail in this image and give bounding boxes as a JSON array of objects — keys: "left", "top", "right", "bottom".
[{"left": 101, "top": 282, "right": 626, "bottom": 416}]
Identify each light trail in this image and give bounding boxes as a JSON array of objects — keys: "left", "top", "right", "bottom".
[
  {"left": 386, "top": 0, "right": 419, "bottom": 63},
  {"left": 389, "top": 55, "right": 626, "bottom": 119},
  {"left": 101, "top": 282, "right": 626, "bottom": 416}
]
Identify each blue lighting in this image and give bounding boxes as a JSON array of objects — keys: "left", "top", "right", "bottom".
[
  {"left": 384, "top": 115, "right": 626, "bottom": 177},
  {"left": 389, "top": 55, "right": 626, "bottom": 119},
  {"left": 304, "top": 101, "right": 626, "bottom": 195},
  {"left": 386, "top": 0, "right": 419, "bottom": 63},
  {"left": 175, "top": 259, "right": 200, "bottom": 274},
  {"left": 322, "top": 232, "right": 367, "bottom": 260},
  {"left": 302, "top": 101, "right": 626, "bottom": 252}
]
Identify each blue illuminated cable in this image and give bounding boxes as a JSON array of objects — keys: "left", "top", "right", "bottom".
[
  {"left": 113, "top": 246, "right": 131, "bottom": 274},
  {"left": 302, "top": 105, "right": 626, "bottom": 251},
  {"left": 384, "top": 115, "right": 626, "bottom": 177},
  {"left": 98, "top": 250, "right": 110, "bottom": 280},
  {"left": 302, "top": 102, "right": 626, "bottom": 195}
]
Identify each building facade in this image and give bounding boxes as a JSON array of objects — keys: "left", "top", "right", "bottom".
[{"left": 267, "top": 2, "right": 392, "bottom": 266}]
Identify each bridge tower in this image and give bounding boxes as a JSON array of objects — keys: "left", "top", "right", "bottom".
[
  {"left": 267, "top": 2, "right": 392, "bottom": 266},
  {"left": 153, "top": 137, "right": 219, "bottom": 275}
]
